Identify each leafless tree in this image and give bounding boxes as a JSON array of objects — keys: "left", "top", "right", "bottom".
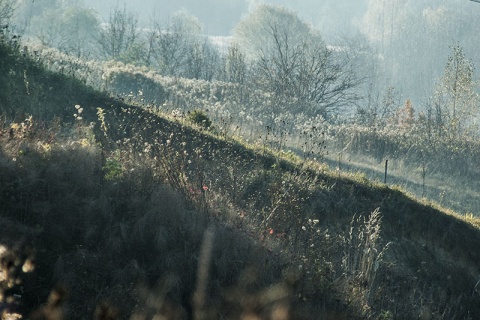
[
  {"left": 234, "top": 4, "right": 361, "bottom": 118},
  {"left": 0, "top": 0, "right": 15, "bottom": 28},
  {"left": 149, "top": 19, "right": 191, "bottom": 76},
  {"left": 220, "top": 44, "right": 248, "bottom": 85},
  {"left": 97, "top": 5, "right": 138, "bottom": 60},
  {"left": 185, "top": 38, "right": 219, "bottom": 81},
  {"left": 149, "top": 12, "right": 220, "bottom": 80},
  {"left": 433, "top": 44, "right": 479, "bottom": 140}
]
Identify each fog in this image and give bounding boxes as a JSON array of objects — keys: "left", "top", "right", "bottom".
[
  {"left": 78, "top": 0, "right": 480, "bottom": 105},
  {"left": 82, "top": 0, "right": 366, "bottom": 38},
  {"left": 83, "top": 0, "right": 248, "bottom": 35},
  {"left": 8, "top": 0, "right": 480, "bottom": 216},
  {"left": 17, "top": 0, "right": 480, "bottom": 110}
]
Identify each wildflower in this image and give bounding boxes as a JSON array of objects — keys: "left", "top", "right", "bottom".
[
  {"left": 202, "top": 185, "right": 209, "bottom": 191},
  {"left": 22, "top": 258, "right": 35, "bottom": 273},
  {"left": 269, "top": 228, "right": 274, "bottom": 235}
]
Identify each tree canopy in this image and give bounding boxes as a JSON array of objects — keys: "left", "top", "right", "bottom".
[
  {"left": 233, "top": 4, "right": 360, "bottom": 118},
  {"left": 0, "top": 0, "right": 15, "bottom": 26},
  {"left": 233, "top": 4, "right": 323, "bottom": 60}
]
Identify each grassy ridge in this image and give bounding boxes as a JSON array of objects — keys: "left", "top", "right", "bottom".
[
  {"left": 0, "top": 127, "right": 290, "bottom": 318},
  {"left": 1, "top": 41, "right": 480, "bottom": 319},
  {"left": 23, "top": 42, "right": 480, "bottom": 216}
]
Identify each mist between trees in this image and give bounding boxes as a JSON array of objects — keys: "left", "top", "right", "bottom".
[{"left": 4, "top": 0, "right": 480, "bottom": 215}]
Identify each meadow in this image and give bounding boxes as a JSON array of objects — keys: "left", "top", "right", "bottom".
[{"left": 1, "top": 35, "right": 480, "bottom": 319}]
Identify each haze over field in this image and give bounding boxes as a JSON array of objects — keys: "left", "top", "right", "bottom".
[
  {"left": 2, "top": 0, "right": 480, "bottom": 319},
  {"left": 10, "top": 0, "right": 480, "bottom": 215},
  {"left": 65, "top": 0, "right": 480, "bottom": 106},
  {"left": 83, "top": 0, "right": 366, "bottom": 38}
]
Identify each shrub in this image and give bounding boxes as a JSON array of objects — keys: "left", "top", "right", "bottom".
[
  {"left": 188, "top": 109, "right": 212, "bottom": 129},
  {"left": 108, "top": 70, "right": 167, "bottom": 104},
  {"left": 103, "top": 153, "right": 124, "bottom": 180}
]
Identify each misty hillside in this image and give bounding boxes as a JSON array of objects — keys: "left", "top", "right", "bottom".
[
  {"left": 1, "top": 1, "right": 480, "bottom": 319},
  {"left": 2, "top": 22, "right": 480, "bottom": 320},
  {"left": 8, "top": 0, "right": 480, "bottom": 216}
]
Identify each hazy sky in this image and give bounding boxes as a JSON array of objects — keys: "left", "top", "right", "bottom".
[
  {"left": 83, "top": 0, "right": 367, "bottom": 37},
  {"left": 77, "top": 0, "right": 480, "bottom": 105}
]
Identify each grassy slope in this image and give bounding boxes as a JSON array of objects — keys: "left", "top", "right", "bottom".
[
  {"left": 23, "top": 42, "right": 480, "bottom": 217},
  {"left": 0, "top": 43, "right": 294, "bottom": 319},
  {"left": 1, "top": 42, "right": 480, "bottom": 319},
  {"left": 325, "top": 131, "right": 480, "bottom": 216}
]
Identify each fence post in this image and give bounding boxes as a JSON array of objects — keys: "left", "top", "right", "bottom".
[
  {"left": 421, "top": 161, "right": 426, "bottom": 198},
  {"left": 384, "top": 159, "right": 388, "bottom": 184}
]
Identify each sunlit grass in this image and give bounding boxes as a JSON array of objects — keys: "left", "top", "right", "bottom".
[{"left": 1, "top": 39, "right": 480, "bottom": 319}]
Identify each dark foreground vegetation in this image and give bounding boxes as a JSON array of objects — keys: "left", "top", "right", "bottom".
[{"left": 1, "top": 32, "right": 480, "bottom": 320}]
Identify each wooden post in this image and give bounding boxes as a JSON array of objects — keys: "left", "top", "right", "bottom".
[
  {"left": 384, "top": 159, "right": 388, "bottom": 184},
  {"left": 421, "top": 161, "right": 426, "bottom": 198}
]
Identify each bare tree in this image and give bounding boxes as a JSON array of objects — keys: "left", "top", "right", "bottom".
[
  {"left": 433, "top": 44, "right": 479, "bottom": 140},
  {"left": 149, "top": 17, "right": 193, "bottom": 76},
  {"left": 233, "top": 4, "right": 361, "bottom": 118},
  {"left": 97, "top": 5, "right": 138, "bottom": 61},
  {"left": 184, "top": 38, "right": 220, "bottom": 81},
  {"left": 28, "top": 5, "right": 99, "bottom": 57},
  {"left": 0, "top": 0, "right": 15, "bottom": 27},
  {"left": 222, "top": 44, "right": 247, "bottom": 84},
  {"left": 149, "top": 11, "right": 220, "bottom": 80}
]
